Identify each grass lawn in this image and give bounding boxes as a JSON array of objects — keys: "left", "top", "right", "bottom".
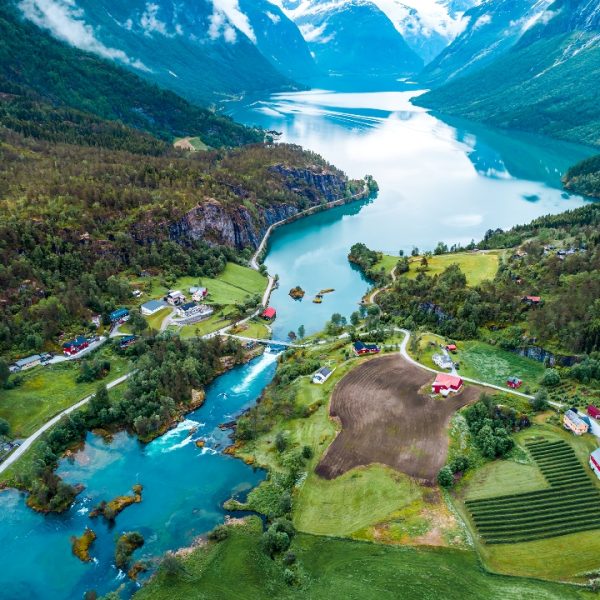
[
  {"left": 174, "top": 307, "right": 238, "bottom": 339},
  {"left": 0, "top": 348, "right": 129, "bottom": 438},
  {"left": 453, "top": 420, "right": 600, "bottom": 581},
  {"left": 408, "top": 331, "right": 448, "bottom": 370},
  {"left": 146, "top": 307, "right": 172, "bottom": 331},
  {"left": 135, "top": 517, "right": 588, "bottom": 600},
  {"left": 458, "top": 340, "right": 545, "bottom": 391},
  {"left": 377, "top": 251, "right": 501, "bottom": 286},
  {"left": 148, "top": 263, "right": 266, "bottom": 306}
]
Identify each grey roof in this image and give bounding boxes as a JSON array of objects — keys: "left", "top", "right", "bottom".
[
  {"left": 317, "top": 367, "right": 332, "bottom": 377},
  {"left": 141, "top": 299, "right": 166, "bottom": 311},
  {"left": 15, "top": 354, "right": 41, "bottom": 367}
]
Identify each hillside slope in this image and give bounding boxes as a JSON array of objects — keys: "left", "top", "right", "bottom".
[
  {"left": 0, "top": 4, "right": 261, "bottom": 147},
  {"left": 416, "top": 0, "right": 600, "bottom": 147},
  {"left": 17, "top": 0, "right": 298, "bottom": 105}
]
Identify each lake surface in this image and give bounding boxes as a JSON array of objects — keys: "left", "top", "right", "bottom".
[
  {"left": 0, "top": 86, "right": 595, "bottom": 599},
  {"left": 229, "top": 88, "right": 594, "bottom": 339}
]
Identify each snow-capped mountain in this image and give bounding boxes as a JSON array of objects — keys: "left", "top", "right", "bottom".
[
  {"left": 274, "top": 0, "right": 423, "bottom": 78},
  {"left": 421, "top": 0, "right": 557, "bottom": 84},
  {"left": 18, "top": 0, "right": 314, "bottom": 104},
  {"left": 372, "top": 0, "right": 480, "bottom": 64}
]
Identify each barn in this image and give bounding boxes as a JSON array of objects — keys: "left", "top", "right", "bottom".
[
  {"left": 588, "top": 405, "right": 600, "bottom": 420},
  {"left": 432, "top": 373, "right": 463, "bottom": 395},
  {"left": 590, "top": 449, "right": 600, "bottom": 480}
]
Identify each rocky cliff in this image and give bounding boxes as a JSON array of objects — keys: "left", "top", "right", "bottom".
[{"left": 169, "top": 165, "right": 365, "bottom": 250}]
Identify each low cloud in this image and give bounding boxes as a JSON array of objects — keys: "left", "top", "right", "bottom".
[
  {"left": 19, "top": 0, "right": 149, "bottom": 71},
  {"left": 211, "top": 0, "right": 256, "bottom": 43}
]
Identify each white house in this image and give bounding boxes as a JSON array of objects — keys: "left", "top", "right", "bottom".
[
  {"left": 190, "top": 286, "right": 208, "bottom": 302},
  {"left": 177, "top": 302, "right": 213, "bottom": 319},
  {"left": 166, "top": 290, "right": 186, "bottom": 306},
  {"left": 313, "top": 366, "right": 334, "bottom": 385}
]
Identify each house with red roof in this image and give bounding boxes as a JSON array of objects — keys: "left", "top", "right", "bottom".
[
  {"left": 522, "top": 295, "right": 541, "bottom": 306},
  {"left": 432, "top": 373, "right": 463, "bottom": 396},
  {"left": 587, "top": 405, "right": 600, "bottom": 420},
  {"left": 261, "top": 307, "right": 276, "bottom": 321},
  {"left": 446, "top": 344, "right": 457, "bottom": 353}
]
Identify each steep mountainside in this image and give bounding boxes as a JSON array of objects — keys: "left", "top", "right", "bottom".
[
  {"left": 372, "top": 0, "right": 478, "bottom": 64},
  {"left": 416, "top": 0, "right": 600, "bottom": 147},
  {"left": 420, "top": 0, "right": 554, "bottom": 84},
  {"left": 0, "top": 4, "right": 261, "bottom": 147},
  {"left": 277, "top": 0, "right": 423, "bottom": 77},
  {"left": 17, "top": 0, "right": 301, "bottom": 105},
  {"left": 564, "top": 154, "right": 600, "bottom": 199}
]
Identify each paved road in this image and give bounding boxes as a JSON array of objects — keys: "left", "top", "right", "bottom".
[{"left": 0, "top": 373, "right": 132, "bottom": 474}]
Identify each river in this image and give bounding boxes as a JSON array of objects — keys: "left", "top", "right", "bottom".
[{"left": 0, "top": 86, "right": 594, "bottom": 599}]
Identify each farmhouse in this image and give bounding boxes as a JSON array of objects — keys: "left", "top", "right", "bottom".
[
  {"left": 166, "top": 290, "right": 186, "bottom": 306},
  {"left": 506, "top": 376, "right": 523, "bottom": 389},
  {"left": 353, "top": 341, "right": 380, "bottom": 356},
  {"left": 313, "top": 366, "right": 333, "bottom": 385},
  {"left": 62, "top": 336, "right": 89, "bottom": 356},
  {"left": 140, "top": 299, "right": 166, "bottom": 316},
  {"left": 432, "top": 373, "right": 463, "bottom": 396},
  {"left": 190, "top": 287, "right": 208, "bottom": 302},
  {"left": 446, "top": 344, "right": 457, "bottom": 353},
  {"left": 12, "top": 354, "right": 42, "bottom": 372},
  {"left": 110, "top": 308, "right": 129, "bottom": 322},
  {"left": 588, "top": 405, "right": 600, "bottom": 420},
  {"left": 590, "top": 449, "right": 600, "bottom": 479},
  {"left": 261, "top": 307, "right": 277, "bottom": 321},
  {"left": 563, "top": 409, "right": 590, "bottom": 435}
]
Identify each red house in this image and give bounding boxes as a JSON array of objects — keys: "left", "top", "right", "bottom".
[
  {"left": 523, "top": 295, "right": 541, "bottom": 305},
  {"left": 353, "top": 341, "right": 380, "bottom": 356},
  {"left": 588, "top": 405, "right": 600, "bottom": 420},
  {"left": 507, "top": 376, "right": 523, "bottom": 389},
  {"left": 446, "top": 344, "right": 457, "bottom": 353},
  {"left": 261, "top": 307, "right": 277, "bottom": 321},
  {"left": 62, "top": 336, "right": 89, "bottom": 356},
  {"left": 432, "top": 373, "right": 463, "bottom": 395}
]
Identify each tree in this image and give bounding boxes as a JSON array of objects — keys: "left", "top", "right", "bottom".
[
  {"left": 89, "top": 384, "right": 110, "bottom": 417},
  {"left": 160, "top": 553, "right": 187, "bottom": 579},
  {"left": 297, "top": 325, "right": 305, "bottom": 339},
  {"left": 0, "top": 359, "right": 9, "bottom": 388},
  {"left": 437, "top": 466, "right": 454, "bottom": 487},
  {"left": 275, "top": 432, "right": 287, "bottom": 453},
  {"left": 0, "top": 418, "right": 10, "bottom": 437},
  {"left": 128, "top": 310, "right": 148, "bottom": 335},
  {"left": 541, "top": 369, "right": 561, "bottom": 387},
  {"left": 531, "top": 388, "right": 549, "bottom": 411}
]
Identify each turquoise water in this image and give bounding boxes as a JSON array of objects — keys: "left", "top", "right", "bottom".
[
  {"left": 0, "top": 87, "right": 596, "bottom": 599},
  {"left": 229, "top": 88, "right": 594, "bottom": 339},
  {"left": 0, "top": 352, "right": 278, "bottom": 599}
]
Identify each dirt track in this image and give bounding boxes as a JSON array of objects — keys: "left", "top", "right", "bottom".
[{"left": 316, "top": 354, "right": 480, "bottom": 483}]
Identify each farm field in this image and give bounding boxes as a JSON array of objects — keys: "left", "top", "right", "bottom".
[
  {"left": 376, "top": 251, "right": 501, "bottom": 286},
  {"left": 135, "top": 517, "right": 589, "bottom": 600},
  {"left": 455, "top": 422, "right": 600, "bottom": 581},
  {"left": 317, "top": 354, "right": 481, "bottom": 482},
  {"left": 458, "top": 341, "right": 545, "bottom": 390},
  {"left": 0, "top": 348, "right": 129, "bottom": 438}
]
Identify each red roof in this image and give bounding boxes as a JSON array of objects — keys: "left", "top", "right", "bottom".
[
  {"left": 262, "top": 307, "right": 276, "bottom": 319},
  {"left": 433, "top": 373, "right": 463, "bottom": 390},
  {"left": 446, "top": 344, "right": 457, "bottom": 351},
  {"left": 588, "top": 405, "right": 600, "bottom": 419},
  {"left": 526, "top": 296, "right": 541, "bottom": 302}
]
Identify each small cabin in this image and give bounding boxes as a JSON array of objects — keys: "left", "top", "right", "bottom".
[
  {"left": 563, "top": 409, "right": 589, "bottom": 435},
  {"left": 119, "top": 335, "right": 136, "bottom": 349},
  {"left": 432, "top": 373, "right": 463, "bottom": 396},
  {"left": 587, "top": 405, "right": 600, "bottom": 420},
  {"left": 590, "top": 449, "right": 600, "bottom": 480},
  {"left": 522, "top": 295, "right": 541, "bottom": 306},
  {"left": 445, "top": 344, "right": 457, "bottom": 353},
  {"left": 166, "top": 290, "right": 186, "bottom": 306},
  {"left": 506, "top": 376, "right": 522, "bottom": 389},
  {"left": 353, "top": 341, "right": 380, "bottom": 356},
  {"left": 261, "top": 307, "right": 277, "bottom": 321},
  {"left": 313, "top": 366, "right": 333, "bottom": 385}
]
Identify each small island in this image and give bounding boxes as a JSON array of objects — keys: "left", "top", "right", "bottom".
[
  {"left": 90, "top": 484, "right": 143, "bottom": 522},
  {"left": 115, "top": 531, "right": 145, "bottom": 572},
  {"left": 289, "top": 286, "right": 305, "bottom": 299},
  {"left": 71, "top": 528, "right": 97, "bottom": 563}
]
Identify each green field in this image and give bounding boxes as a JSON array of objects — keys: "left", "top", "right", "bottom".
[
  {"left": 0, "top": 347, "right": 129, "bottom": 438},
  {"left": 377, "top": 251, "right": 501, "bottom": 286},
  {"left": 135, "top": 517, "right": 589, "bottom": 600},
  {"left": 146, "top": 307, "right": 173, "bottom": 331},
  {"left": 458, "top": 341, "right": 545, "bottom": 390}
]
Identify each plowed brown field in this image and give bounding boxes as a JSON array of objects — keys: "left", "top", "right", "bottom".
[{"left": 316, "top": 354, "right": 480, "bottom": 483}]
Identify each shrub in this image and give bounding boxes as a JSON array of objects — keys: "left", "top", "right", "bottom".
[
  {"left": 282, "top": 551, "right": 296, "bottom": 565},
  {"left": 541, "top": 369, "right": 561, "bottom": 387},
  {"left": 437, "top": 466, "right": 454, "bottom": 488},
  {"left": 283, "top": 568, "right": 297, "bottom": 586},
  {"left": 275, "top": 432, "right": 287, "bottom": 453},
  {"left": 301, "top": 445, "right": 313, "bottom": 460},
  {"left": 208, "top": 524, "right": 229, "bottom": 542}
]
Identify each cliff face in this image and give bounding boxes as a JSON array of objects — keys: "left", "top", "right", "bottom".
[{"left": 169, "top": 165, "right": 357, "bottom": 250}]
